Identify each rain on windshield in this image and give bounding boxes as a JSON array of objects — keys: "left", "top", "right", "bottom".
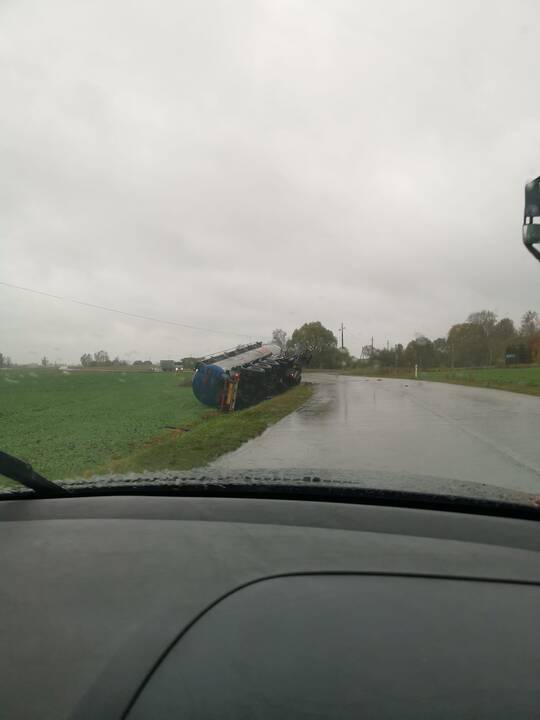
[{"left": 1, "top": 0, "right": 540, "bottom": 497}]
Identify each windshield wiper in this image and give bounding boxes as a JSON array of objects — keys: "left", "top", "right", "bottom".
[{"left": 0, "top": 451, "right": 68, "bottom": 498}]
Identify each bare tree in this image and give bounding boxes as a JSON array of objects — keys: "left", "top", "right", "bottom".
[
  {"left": 520, "top": 310, "right": 539, "bottom": 337},
  {"left": 272, "top": 328, "right": 288, "bottom": 351},
  {"left": 467, "top": 310, "right": 497, "bottom": 332},
  {"left": 94, "top": 350, "right": 110, "bottom": 365}
]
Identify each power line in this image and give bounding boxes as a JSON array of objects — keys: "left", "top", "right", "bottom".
[{"left": 0, "top": 280, "right": 253, "bottom": 339}]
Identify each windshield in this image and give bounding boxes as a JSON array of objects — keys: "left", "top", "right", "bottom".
[{"left": 1, "top": 1, "right": 540, "bottom": 503}]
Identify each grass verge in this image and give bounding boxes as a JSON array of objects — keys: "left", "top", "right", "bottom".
[
  {"left": 340, "top": 368, "right": 415, "bottom": 379},
  {"left": 96, "top": 383, "right": 313, "bottom": 476},
  {"left": 416, "top": 367, "right": 540, "bottom": 397},
  {"left": 341, "top": 366, "right": 540, "bottom": 397}
]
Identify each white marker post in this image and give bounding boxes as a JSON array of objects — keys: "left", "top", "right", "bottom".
[{"left": 415, "top": 364, "right": 418, "bottom": 379}]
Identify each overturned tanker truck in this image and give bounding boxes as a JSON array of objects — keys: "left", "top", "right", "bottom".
[{"left": 192, "top": 342, "right": 308, "bottom": 411}]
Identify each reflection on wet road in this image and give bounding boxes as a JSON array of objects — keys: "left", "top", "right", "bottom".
[{"left": 211, "top": 373, "right": 540, "bottom": 493}]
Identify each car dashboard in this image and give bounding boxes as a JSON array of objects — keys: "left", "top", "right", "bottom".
[{"left": 0, "top": 494, "right": 538, "bottom": 719}]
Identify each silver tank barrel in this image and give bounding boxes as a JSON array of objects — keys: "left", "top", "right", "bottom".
[{"left": 207, "top": 344, "right": 281, "bottom": 372}]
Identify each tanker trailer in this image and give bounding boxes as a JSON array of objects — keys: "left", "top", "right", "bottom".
[{"left": 192, "top": 342, "right": 304, "bottom": 411}]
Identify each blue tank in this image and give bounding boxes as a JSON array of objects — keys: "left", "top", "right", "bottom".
[{"left": 191, "top": 363, "right": 228, "bottom": 407}]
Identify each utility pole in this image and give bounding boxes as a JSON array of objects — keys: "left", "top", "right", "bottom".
[
  {"left": 339, "top": 323, "right": 345, "bottom": 349},
  {"left": 371, "top": 336, "right": 374, "bottom": 356}
]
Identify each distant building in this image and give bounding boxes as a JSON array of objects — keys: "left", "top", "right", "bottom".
[
  {"left": 181, "top": 356, "right": 200, "bottom": 370},
  {"left": 505, "top": 335, "right": 540, "bottom": 365},
  {"left": 505, "top": 343, "right": 528, "bottom": 364}
]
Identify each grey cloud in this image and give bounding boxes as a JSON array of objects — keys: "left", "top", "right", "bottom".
[{"left": 2, "top": 0, "right": 540, "bottom": 363}]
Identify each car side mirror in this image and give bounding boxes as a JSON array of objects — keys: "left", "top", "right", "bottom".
[{"left": 523, "top": 176, "right": 540, "bottom": 261}]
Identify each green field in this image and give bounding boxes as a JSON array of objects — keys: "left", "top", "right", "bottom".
[
  {"left": 342, "top": 365, "right": 540, "bottom": 396},
  {"left": 417, "top": 366, "right": 540, "bottom": 395},
  {"left": 0, "top": 368, "right": 311, "bottom": 482}
]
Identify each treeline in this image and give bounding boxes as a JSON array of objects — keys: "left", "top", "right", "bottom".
[
  {"left": 80, "top": 351, "right": 129, "bottom": 367},
  {"left": 277, "top": 310, "right": 540, "bottom": 370},
  {"left": 80, "top": 352, "right": 200, "bottom": 369},
  {"left": 367, "top": 310, "right": 540, "bottom": 369},
  {"left": 4, "top": 311, "right": 538, "bottom": 373},
  {"left": 0, "top": 350, "right": 199, "bottom": 369}
]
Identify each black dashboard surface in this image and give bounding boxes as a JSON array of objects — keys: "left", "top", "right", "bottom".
[
  {"left": 0, "top": 495, "right": 538, "bottom": 719},
  {"left": 128, "top": 574, "right": 539, "bottom": 720}
]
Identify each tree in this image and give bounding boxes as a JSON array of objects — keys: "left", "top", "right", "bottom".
[
  {"left": 402, "top": 336, "right": 436, "bottom": 368},
  {"left": 520, "top": 310, "right": 539, "bottom": 337},
  {"left": 467, "top": 311, "right": 498, "bottom": 364},
  {"left": 529, "top": 333, "right": 540, "bottom": 364},
  {"left": 41, "top": 356, "right": 48, "bottom": 367},
  {"left": 447, "top": 323, "right": 488, "bottom": 367},
  {"left": 289, "top": 321, "right": 338, "bottom": 368},
  {"left": 361, "top": 344, "right": 377, "bottom": 364},
  {"left": 377, "top": 348, "right": 396, "bottom": 367},
  {"left": 181, "top": 356, "right": 199, "bottom": 369},
  {"left": 94, "top": 350, "right": 110, "bottom": 365},
  {"left": 336, "top": 347, "right": 352, "bottom": 368},
  {"left": 272, "top": 329, "right": 288, "bottom": 351},
  {"left": 492, "top": 318, "right": 516, "bottom": 364},
  {"left": 80, "top": 353, "right": 92, "bottom": 367},
  {"left": 433, "top": 338, "right": 449, "bottom": 366},
  {"left": 493, "top": 318, "right": 515, "bottom": 339},
  {"left": 0, "top": 353, "right": 4, "bottom": 368},
  {"left": 467, "top": 310, "right": 497, "bottom": 334}
]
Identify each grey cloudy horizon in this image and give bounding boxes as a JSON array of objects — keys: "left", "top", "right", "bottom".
[{"left": 2, "top": 0, "right": 539, "bottom": 364}]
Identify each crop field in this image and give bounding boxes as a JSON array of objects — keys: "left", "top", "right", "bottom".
[
  {"left": 343, "top": 365, "right": 540, "bottom": 396},
  {"left": 417, "top": 366, "right": 540, "bottom": 395},
  {"left": 0, "top": 368, "right": 312, "bottom": 482},
  {"left": 1, "top": 368, "right": 207, "bottom": 480}
]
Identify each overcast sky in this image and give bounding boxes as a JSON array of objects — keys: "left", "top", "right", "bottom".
[{"left": 1, "top": 0, "right": 539, "bottom": 364}]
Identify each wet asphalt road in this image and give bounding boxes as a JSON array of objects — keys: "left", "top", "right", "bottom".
[{"left": 211, "top": 373, "right": 540, "bottom": 494}]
